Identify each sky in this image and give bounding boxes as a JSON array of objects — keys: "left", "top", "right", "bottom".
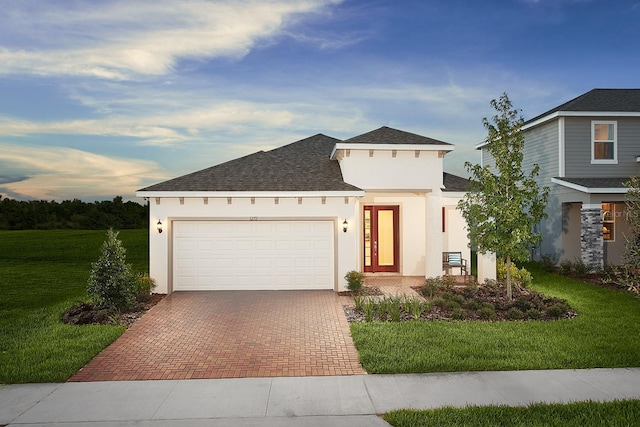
[{"left": 1, "top": 0, "right": 639, "bottom": 202}]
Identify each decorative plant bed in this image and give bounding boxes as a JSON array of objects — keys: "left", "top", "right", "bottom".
[
  {"left": 344, "top": 281, "right": 576, "bottom": 323},
  {"left": 61, "top": 293, "right": 165, "bottom": 328}
]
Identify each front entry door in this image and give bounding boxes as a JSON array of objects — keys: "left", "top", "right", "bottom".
[{"left": 363, "top": 206, "right": 399, "bottom": 272}]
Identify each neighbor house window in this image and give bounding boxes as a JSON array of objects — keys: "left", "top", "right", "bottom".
[
  {"left": 591, "top": 121, "right": 617, "bottom": 164},
  {"left": 602, "top": 202, "right": 615, "bottom": 241}
]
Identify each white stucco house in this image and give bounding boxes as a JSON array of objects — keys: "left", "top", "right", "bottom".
[{"left": 137, "top": 126, "right": 492, "bottom": 294}]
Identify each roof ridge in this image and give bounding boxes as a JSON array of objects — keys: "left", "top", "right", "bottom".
[{"left": 525, "top": 88, "right": 640, "bottom": 125}]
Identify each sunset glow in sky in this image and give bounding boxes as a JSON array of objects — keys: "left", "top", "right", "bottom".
[{"left": 1, "top": 0, "right": 639, "bottom": 201}]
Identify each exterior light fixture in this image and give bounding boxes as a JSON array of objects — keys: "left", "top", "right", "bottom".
[
  {"left": 343, "top": 219, "right": 348, "bottom": 233},
  {"left": 156, "top": 220, "right": 163, "bottom": 233}
]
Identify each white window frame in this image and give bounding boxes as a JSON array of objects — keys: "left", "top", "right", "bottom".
[{"left": 591, "top": 121, "right": 617, "bottom": 164}]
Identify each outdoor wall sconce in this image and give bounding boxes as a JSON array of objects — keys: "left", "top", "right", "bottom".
[
  {"left": 343, "top": 219, "right": 348, "bottom": 233},
  {"left": 157, "top": 220, "right": 163, "bottom": 234}
]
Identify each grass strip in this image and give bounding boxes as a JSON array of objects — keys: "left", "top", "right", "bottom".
[
  {"left": 0, "top": 229, "right": 148, "bottom": 383},
  {"left": 351, "top": 264, "right": 640, "bottom": 373},
  {"left": 383, "top": 399, "right": 640, "bottom": 427}
]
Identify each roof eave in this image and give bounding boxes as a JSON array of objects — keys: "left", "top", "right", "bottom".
[
  {"left": 136, "top": 190, "right": 366, "bottom": 199},
  {"left": 550, "top": 178, "right": 629, "bottom": 194},
  {"left": 523, "top": 111, "right": 640, "bottom": 131},
  {"left": 331, "top": 142, "right": 454, "bottom": 159}
]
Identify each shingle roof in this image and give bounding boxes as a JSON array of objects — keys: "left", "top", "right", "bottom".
[
  {"left": 344, "top": 126, "right": 453, "bottom": 146},
  {"left": 526, "top": 89, "right": 640, "bottom": 124},
  {"left": 139, "top": 134, "right": 362, "bottom": 192},
  {"left": 442, "top": 173, "right": 470, "bottom": 192},
  {"left": 553, "top": 177, "right": 631, "bottom": 190}
]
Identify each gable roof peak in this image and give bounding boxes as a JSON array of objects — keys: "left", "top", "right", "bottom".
[
  {"left": 343, "top": 126, "right": 453, "bottom": 146},
  {"left": 525, "top": 88, "right": 640, "bottom": 126}
]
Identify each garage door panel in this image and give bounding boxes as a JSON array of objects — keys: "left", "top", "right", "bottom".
[{"left": 173, "top": 220, "right": 334, "bottom": 291}]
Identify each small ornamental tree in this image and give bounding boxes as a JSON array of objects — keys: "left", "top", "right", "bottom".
[
  {"left": 87, "top": 228, "right": 136, "bottom": 310},
  {"left": 618, "top": 176, "right": 640, "bottom": 295},
  {"left": 458, "top": 93, "right": 549, "bottom": 299}
]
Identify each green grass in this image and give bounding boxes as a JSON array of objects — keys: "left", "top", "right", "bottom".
[
  {"left": 0, "top": 229, "right": 148, "bottom": 383},
  {"left": 384, "top": 400, "right": 640, "bottom": 427},
  {"left": 351, "top": 264, "right": 640, "bottom": 373}
]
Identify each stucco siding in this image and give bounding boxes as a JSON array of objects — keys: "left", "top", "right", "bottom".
[
  {"left": 148, "top": 196, "right": 359, "bottom": 293},
  {"left": 339, "top": 149, "right": 444, "bottom": 191},
  {"left": 564, "top": 117, "right": 640, "bottom": 177}
]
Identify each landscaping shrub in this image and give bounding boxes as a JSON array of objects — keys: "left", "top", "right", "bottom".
[
  {"left": 410, "top": 299, "right": 423, "bottom": 320},
  {"left": 422, "top": 276, "right": 455, "bottom": 298},
  {"left": 353, "top": 295, "right": 365, "bottom": 311},
  {"left": 545, "top": 304, "right": 565, "bottom": 319},
  {"left": 431, "top": 297, "right": 446, "bottom": 308},
  {"left": 452, "top": 307, "right": 466, "bottom": 320},
  {"left": 507, "top": 307, "right": 524, "bottom": 320},
  {"left": 443, "top": 300, "right": 461, "bottom": 311},
  {"left": 345, "top": 270, "right": 365, "bottom": 293},
  {"left": 135, "top": 272, "right": 156, "bottom": 302},
  {"left": 464, "top": 280, "right": 479, "bottom": 296},
  {"left": 539, "top": 254, "right": 558, "bottom": 272},
  {"left": 526, "top": 308, "right": 542, "bottom": 320},
  {"left": 87, "top": 229, "right": 137, "bottom": 310},
  {"left": 572, "top": 259, "right": 591, "bottom": 277},
  {"left": 559, "top": 259, "right": 573, "bottom": 275},
  {"left": 479, "top": 306, "right": 496, "bottom": 320},
  {"left": 463, "top": 299, "right": 481, "bottom": 310},
  {"left": 497, "top": 258, "right": 532, "bottom": 288}
]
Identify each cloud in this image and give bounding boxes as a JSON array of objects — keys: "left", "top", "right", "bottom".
[
  {"left": 0, "top": 0, "right": 343, "bottom": 80},
  {"left": 0, "top": 144, "right": 168, "bottom": 201},
  {"left": 0, "top": 175, "right": 30, "bottom": 185}
]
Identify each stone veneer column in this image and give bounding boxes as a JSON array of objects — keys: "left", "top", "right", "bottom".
[{"left": 580, "top": 204, "right": 603, "bottom": 269}]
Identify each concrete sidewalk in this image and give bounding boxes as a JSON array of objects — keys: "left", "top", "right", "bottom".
[{"left": 2, "top": 368, "right": 640, "bottom": 426}]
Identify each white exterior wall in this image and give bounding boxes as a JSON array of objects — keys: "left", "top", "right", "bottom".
[
  {"left": 338, "top": 149, "right": 444, "bottom": 190},
  {"left": 441, "top": 194, "right": 471, "bottom": 273},
  {"left": 336, "top": 147, "right": 470, "bottom": 279},
  {"left": 358, "top": 192, "right": 428, "bottom": 276},
  {"left": 148, "top": 196, "right": 359, "bottom": 293}
]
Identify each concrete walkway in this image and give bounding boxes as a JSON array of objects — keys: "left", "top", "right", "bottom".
[{"left": 2, "top": 368, "right": 640, "bottom": 426}]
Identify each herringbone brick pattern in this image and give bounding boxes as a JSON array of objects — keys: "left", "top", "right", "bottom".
[{"left": 69, "top": 291, "right": 365, "bottom": 381}]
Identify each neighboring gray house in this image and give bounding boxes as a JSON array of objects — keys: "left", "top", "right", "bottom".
[{"left": 478, "top": 89, "right": 640, "bottom": 268}]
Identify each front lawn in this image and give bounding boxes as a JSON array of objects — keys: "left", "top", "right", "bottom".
[
  {"left": 351, "top": 264, "right": 640, "bottom": 373},
  {"left": 384, "top": 400, "right": 640, "bottom": 427},
  {"left": 0, "top": 229, "right": 148, "bottom": 383}
]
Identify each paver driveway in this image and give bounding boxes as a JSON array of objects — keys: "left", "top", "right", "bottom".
[{"left": 70, "top": 291, "right": 365, "bottom": 381}]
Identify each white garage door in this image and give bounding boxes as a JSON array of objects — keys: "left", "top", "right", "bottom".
[{"left": 173, "top": 220, "right": 335, "bottom": 291}]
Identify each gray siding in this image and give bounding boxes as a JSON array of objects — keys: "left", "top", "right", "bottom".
[
  {"left": 522, "top": 120, "right": 559, "bottom": 189},
  {"left": 481, "top": 119, "right": 558, "bottom": 187},
  {"left": 481, "top": 149, "right": 496, "bottom": 169},
  {"left": 564, "top": 117, "right": 640, "bottom": 178}
]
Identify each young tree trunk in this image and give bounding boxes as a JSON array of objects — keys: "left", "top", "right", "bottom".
[{"left": 506, "top": 254, "right": 513, "bottom": 300}]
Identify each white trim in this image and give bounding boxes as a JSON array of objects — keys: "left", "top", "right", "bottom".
[
  {"left": 522, "top": 111, "right": 640, "bottom": 131},
  {"left": 474, "top": 141, "right": 489, "bottom": 150},
  {"left": 591, "top": 120, "right": 618, "bottom": 164},
  {"left": 441, "top": 191, "right": 468, "bottom": 198},
  {"left": 136, "top": 190, "right": 366, "bottom": 198},
  {"left": 331, "top": 143, "right": 453, "bottom": 159},
  {"left": 558, "top": 117, "right": 565, "bottom": 177},
  {"left": 551, "top": 178, "right": 629, "bottom": 194}
]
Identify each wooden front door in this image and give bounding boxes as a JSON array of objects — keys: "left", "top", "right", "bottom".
[{"left": 363, "top": 206, "right": 399, "bottom": 272}]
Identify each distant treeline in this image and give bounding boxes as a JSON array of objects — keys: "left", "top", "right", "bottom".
[{"left": 0, "top": 196, "right": 148, "bottom": 230}]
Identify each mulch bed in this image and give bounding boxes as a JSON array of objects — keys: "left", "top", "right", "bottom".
[
  {"left": 344, "top": 283, "right": 577, "bottom": 323},
  {"left": 61, "top": 294, "right": 165, "bottom": 328}
]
